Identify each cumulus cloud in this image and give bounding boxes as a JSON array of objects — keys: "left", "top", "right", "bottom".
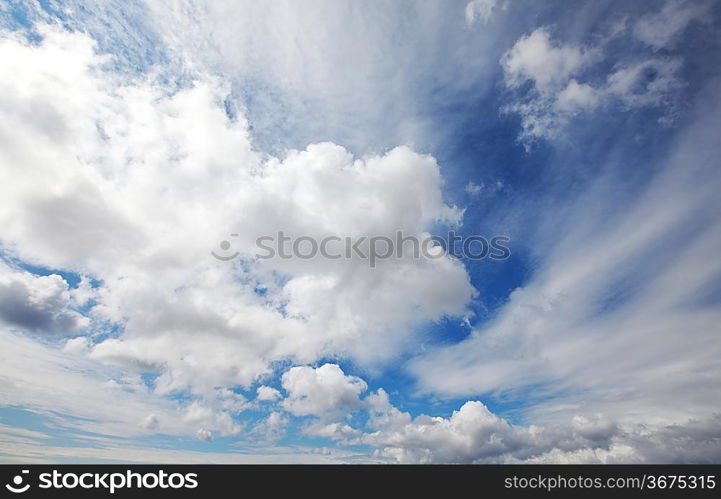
[
  {"left": 500, "top": 27, "right": 600, "bottom": 142},
  {"left": 0, "top": 261, "right": 88, "bottom": 334},
  {"left": 256, "top": 386, "right": 282, "bottom": 402},
  {"left": 367, "top": 400, "right": 528, "bottom": 463},
  {"left": 285, "top": 383, "right": 721, "bottom": 464},
  {"left": 502, "top": 28, "right": 596, "bottom": 95},
  {"left": 500, "top": 15, "right": 696, "bottom": 143},
  {"left": 280, "top": 364, "right": 367, "bottom": 418},
  {"left": 0, "top": 25, "right": 474, "bottom": 458},
  {"left": 0, "top": 26, "right": 475, "bottom": 402},
  {"left": 554, "top": 79, "right": 600, "bottom": 113}
]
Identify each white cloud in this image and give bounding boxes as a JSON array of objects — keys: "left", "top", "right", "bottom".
[
  {"left": 141, "top": 0, "right": 503, "bottom": 154},
  {"left": 0, "top": 328, "right": 240, "bottom": 440},
  {"left": 4, "top": 319, "right": 719, "bottom": 464},
  {"left": 465, "top": 0, "right": 498, "bottom": 26},
  {"left": 304, "top": 421, "right": 362, "bottom": 442},
  {"left": 253, "top": 411, "right": 289, "bottom": 441},
  {"left": 195, "top": 428, "right": 213, "bottom": 442},
  {"left": 0, "top": 261, "right": 88, "bottom": 334},
  {"left": 63, "top": 336, "right": 92, "bottom": 355},
  {"left": 2, "top": 4, "right": 719, "bottom": 465},
  {"left": 294, "top": 384, "right": 720, "bottom": 463},
  {"left": 634, "top": 0, "right": 712, "bottom": 50},
  {"left": 501, "top": 28, "right": 595, "bottom": 95},
  {"left": 500, "top": 28, "right": 601, "bottom": 142},
  {"left": 0, "top": 430, "right": 356, "bottom": 463},
  {"left": 501, "top": 25, "right": 688, "bottom": 142},
  {"left": 255, "top": 385, "right": 282, "bottom": 402},
  {"left": 140, "top": 414, "right": 160, "bottom": 430},
  {"left": 280, "top": 364, "right": 367, "bottom": 418},
  {"left": 408, "top": 79, "right": 721, "bottom": 434},
  {"left": 554, "top": 79, "right": 600, "bottom": 113},
  {"left": 365, "top": 400, "right": 522, "bottom": 463},
  {"left": 256, "top": 385, "right": 282, "bottom": 402},
  {"left": 606, "top": 58, "right": 683, "bottom": 109},
  {"left": 0, "top": 26, "right": 475, "bottom": 403}
]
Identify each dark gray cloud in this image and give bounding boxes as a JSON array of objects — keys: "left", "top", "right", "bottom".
[{"left": 0, "top": 264, "right": 87, "bottom": 334}]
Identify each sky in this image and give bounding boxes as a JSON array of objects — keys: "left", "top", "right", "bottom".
[{"left": 0, "top": 0, "right": 720, "bottom": 464}]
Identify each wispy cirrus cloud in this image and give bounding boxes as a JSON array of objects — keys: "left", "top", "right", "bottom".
[{"left": 409, "top": 71, "right": 721, "bottom": 441}]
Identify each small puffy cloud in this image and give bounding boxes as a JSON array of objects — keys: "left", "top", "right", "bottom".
[
  {"left": 502, "top": 28, "right": 595, "bottom": 95},
  {"left": 0, "top": 262, "right": 88, "bottom": 334},
  {"left": 554, "top": 80, "right": 600, "bottom": 113},
  {"left": 500, "top": 28, "right": 601, "bottom": 143},
  {"left": 465, "top": 0, "right": 498, "bottom": 26},
  {"left": 256, "top": 385, "right": 281, "bottom": 402},
  {"left": 501, "top": 24, "right": 688, "bottom": 143},
  {"left": 281, "top": 364, "right": 367, "bottom": 418},
  {"left": 304, "top": 422, "right": 362, "bottom": 442},
  {"left": 196, "top": 428, "right": 213, "bottom": 442},
  {"left": 634, "top": 0, "right": 712, "bottom": 50}
]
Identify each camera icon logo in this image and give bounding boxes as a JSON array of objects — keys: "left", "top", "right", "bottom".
[{"left": 5, "top": 470, "right": 30, "bottom": 494}]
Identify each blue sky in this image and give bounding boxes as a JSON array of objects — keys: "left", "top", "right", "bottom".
[{"left": 0, "top": 0, "right": 720, "bottom": 463}]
